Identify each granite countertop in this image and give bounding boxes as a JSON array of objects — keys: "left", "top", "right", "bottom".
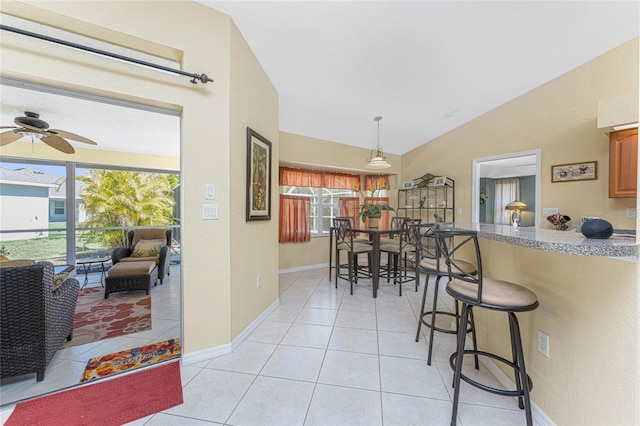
[{"left": 455, "top": 223, "right": 638, "bottom": 261}]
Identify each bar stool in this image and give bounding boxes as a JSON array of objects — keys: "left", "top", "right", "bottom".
[
  {"left": 435, "top": 229, "right": 539, "bottom": 426},
  {"left": 333, "top": 217, "right": 373, "bottom": 294},
  {"left": 414, "top": 224, "right": 478, "bottom": 366}
]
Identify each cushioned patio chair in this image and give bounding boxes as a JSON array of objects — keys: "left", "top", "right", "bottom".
[
  {"left": 0, "top": 261, "right": 80, "bottom": 382},
  {"left": 111, "top": 228, "right": 172, "bottom": 284}
]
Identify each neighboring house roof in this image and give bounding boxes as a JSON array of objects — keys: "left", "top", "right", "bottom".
[
  {"left": 0, "top": 167, "right": 60, "bottom": 188},
  {"left": 0, "top": 167, "right": 85, "bottom": 198},
  {"left": 49, "top": 180, "right": 85, "bottom": 200}
]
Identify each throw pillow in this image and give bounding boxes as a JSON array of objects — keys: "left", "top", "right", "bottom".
[
  {"left": 131, "top": 239, "right": 164, "bottom": 258},
  {"left": 52, "top": 272, "right": 69, "bottom": 291}
]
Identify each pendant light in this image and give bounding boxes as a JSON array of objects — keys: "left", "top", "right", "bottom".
[{"left": 365, "top": 116, "right": 391, "bottom": 169}]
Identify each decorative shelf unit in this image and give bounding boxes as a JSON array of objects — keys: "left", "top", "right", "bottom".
[{"left": 398, "top": 176, "right": 455, "bottom": 225}]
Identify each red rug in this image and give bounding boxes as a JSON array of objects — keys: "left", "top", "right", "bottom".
[
  {"left": 62, "top": 287, "right": 151, "bottom": 348},
  {"left": 80, "top": 338, "right": 181, "bottom": 382},
  {"left": 5, "top": 361, "right": 183, "bottom": 426}
]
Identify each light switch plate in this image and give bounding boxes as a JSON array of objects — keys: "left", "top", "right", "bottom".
[
  {"left": 202, "top": 204, "right": 218, "bottom": 219},
  {"left": 205, "top": 184, "right": 216, "bottom": 200}
]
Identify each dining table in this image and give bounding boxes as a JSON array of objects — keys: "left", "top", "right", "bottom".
[{"left": 329, "top": 226, "right": 399, "bottom": 298}]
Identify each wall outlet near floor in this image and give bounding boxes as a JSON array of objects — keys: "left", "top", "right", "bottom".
[
  {"left": 538, "top": 330, "right": 550, "bottom": 358},
  {"left": 256, "top": 274, "right": 262, "bottom": 288}
]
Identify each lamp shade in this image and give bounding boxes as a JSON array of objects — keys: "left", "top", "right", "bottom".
[
  {"left": 365, "top": 116, "right": 391, "bottom": 169},
  {"left": 505, "top": 201, "right": 527, "bottom": 211},
  {"left": 365, "top": 152, "right": 391, "bottom": 169}
]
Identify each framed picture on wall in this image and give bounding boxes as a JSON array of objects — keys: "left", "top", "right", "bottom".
[
  {"left": 551, "top": 161, "right": 597, "bottom": 183},
  {"left": 246, "top": 127, "right": 272, "bottom": 221}
]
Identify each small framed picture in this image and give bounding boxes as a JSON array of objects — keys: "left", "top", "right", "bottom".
[
  {"left": 402, "top": 181, "right": 413, "bottom": 188},
  {"left": 551, "top": 161, "right": 597, "bottom": 183}
]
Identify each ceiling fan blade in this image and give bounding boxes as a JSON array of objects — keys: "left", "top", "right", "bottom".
[
  {"left": 0, "top": 130, "right": 23, "bottom": 146},
  {"left": 41, "top": 135, "right": 75, "bottom": 154},
  {"left": 48, "top": 129, "right": 97, "bottom": 145}
]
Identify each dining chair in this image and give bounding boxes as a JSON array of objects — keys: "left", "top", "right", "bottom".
[
  {"left": 333, "top": 217, "right": 373, "bottom": 295},
  {"left": 379, "top": 218, "right": 421, "bottom": 296},
  {"left": 329, "top": 216, "right": 371, "bottom": 281}
]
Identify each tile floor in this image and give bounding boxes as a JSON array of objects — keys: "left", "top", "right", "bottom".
[{"left": 2, "top": 266, "right": 535, "bottom": 425}]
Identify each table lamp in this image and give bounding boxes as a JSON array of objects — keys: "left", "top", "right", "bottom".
[{"left": 505, "top": 200, "right": 527, "bottom": 227}]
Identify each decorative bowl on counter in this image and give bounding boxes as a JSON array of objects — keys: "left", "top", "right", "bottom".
[{"left": 581, "top": 218, "right": 614, "bottom": 239}]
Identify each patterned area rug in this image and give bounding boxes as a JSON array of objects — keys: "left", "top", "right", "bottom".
[
  {"left": 62, "top": 287, "right": 151, "bottom": 348},
  {"left": 80, "top": 338, "right": 181, "bottom": 382}
]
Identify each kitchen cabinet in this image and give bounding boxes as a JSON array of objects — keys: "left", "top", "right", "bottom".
[
  {"left": 397, "top": 177, "right": 455, "bottom": 224},
  {"left": 609, "top": 128, "right": 637, "bottom": 198}
]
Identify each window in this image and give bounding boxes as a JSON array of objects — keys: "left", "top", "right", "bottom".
[
  {"left": 54, "top": 201, "right": 65, "bottom": 215},
  {"left": 282, "top": 186, "right": 355, "bottom": 235}
]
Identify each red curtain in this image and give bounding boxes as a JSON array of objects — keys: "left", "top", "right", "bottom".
[
  {"left": 364, "top": 197, "right": 391, "bottom": 230},
  {"left": 323, "top": 172, "right": 361, "bottom": 190},
  {"left": 279, "top": 167, "right": 323, "bottom": 187},
  {"left": 279, "top": 195, "right": 311, "bottom": 242},
  {"left": 279, "top": 167, "right": 360, "bottom": 190},
  {"left": 364, "top": 175, "right": 390, "bottom": 192},
  {"left": 338, "top": 197, "right": 360, "bottom": 227}
]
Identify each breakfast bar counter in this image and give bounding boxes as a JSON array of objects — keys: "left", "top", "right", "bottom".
[{"left": 456, "top": 223, "right": 638, "bottom": 261}]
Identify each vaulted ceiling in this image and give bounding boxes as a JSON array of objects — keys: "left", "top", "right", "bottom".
[{"left": 1, "top": 2, "right": 638, "bottom": 158}]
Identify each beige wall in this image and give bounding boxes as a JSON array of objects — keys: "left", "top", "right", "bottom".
[
  {"left": 278, "top": 131, "right": 402, "bottom": 270},
  {"left": 400, "top": 38, "right": 639, "bottom": 425},
  {"left": 228, "top": 21, "right": 279, "bottom": 337},
  {"left": 0, "top": 1, "right": 279, "bottom": 353},
  {"left": 403, "top": 38, "right": 639, "bottom": 231}
]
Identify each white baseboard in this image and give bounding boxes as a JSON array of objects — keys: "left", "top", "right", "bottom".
[
  {"left": 464, "top": 336, "right": 556, "bottom": 426},
  {"left": 181, "top": 298, "right": 280, "bottom": 366},
  {"left": 278, "top": 263, "right": 326, "bottom": 274}
]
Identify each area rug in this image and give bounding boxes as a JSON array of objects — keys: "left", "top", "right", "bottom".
[
  {"left": 80, "top": 338, "right": 181, "bottom": 383},
  {"left": 62, "top": 287, "right": 151, "bottom": 348},
  {"left": 5, "top": 361, "right": 183, "bottom": 426}
]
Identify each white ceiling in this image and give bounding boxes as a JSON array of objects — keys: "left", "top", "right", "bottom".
[
  {"left": 202, "top": 0, "right": 639, "bottom": 154},
  {"left": 1, "top": 2, "right": 638, "bottom": 159}
]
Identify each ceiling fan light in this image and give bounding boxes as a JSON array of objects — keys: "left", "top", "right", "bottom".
[{"left": 18, "top": 130, "right": 43, "bottom": 139}]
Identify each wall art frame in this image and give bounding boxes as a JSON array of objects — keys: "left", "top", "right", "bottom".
[
  {"left": 551, "top": 161, "right": 597, "bottom": 183},
  {"left": 246, "top": 127, "right": 272, "bottom": 221}
]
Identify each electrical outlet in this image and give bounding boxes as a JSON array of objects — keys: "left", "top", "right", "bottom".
[
  {"left": 538, "top": 330, "right": 549, "bottom": 358},
  {"left": 257, "top": 274, "right": 261, "bottom": 288}
]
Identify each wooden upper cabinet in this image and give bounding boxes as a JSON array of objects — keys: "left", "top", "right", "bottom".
[{"left": 609, "top": 128, "right": 638, "bottom": 198}]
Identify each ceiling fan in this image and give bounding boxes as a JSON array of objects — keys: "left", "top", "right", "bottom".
[{"left": 0, "top": 111, "right": 97, "bottom": 154}]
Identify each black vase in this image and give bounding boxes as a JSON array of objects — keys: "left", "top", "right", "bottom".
[{"left": 581, "top": 219, "right": 614, "bottom": 239}]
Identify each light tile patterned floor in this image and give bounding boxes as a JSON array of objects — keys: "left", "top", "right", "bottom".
[{"left": 1, "top": 266, "right": 536, "bottom": 425}]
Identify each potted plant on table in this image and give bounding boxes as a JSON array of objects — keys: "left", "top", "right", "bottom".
[{"left": 357, "top": 190, "right": 394, "bottom": 228}]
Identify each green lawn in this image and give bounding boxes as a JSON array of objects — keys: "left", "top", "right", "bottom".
[{"left": 1, "top": 225, "right": 111, "bottom": 262}]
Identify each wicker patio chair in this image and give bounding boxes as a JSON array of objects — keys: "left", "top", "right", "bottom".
[
  {"left": 0, "top": 261, "right": 80, "bottom": 382},
  {"left": 112, "top": 228, "right": 172, "bottom": 284}
]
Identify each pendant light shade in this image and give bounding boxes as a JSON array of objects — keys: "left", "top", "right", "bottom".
[{"left": 366, "top": 116, "right": 391, "bottom": 169}]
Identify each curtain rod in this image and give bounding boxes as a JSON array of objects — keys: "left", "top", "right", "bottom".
[{"left": 0, "top": 24, "right": 213, "bottom": 85}]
